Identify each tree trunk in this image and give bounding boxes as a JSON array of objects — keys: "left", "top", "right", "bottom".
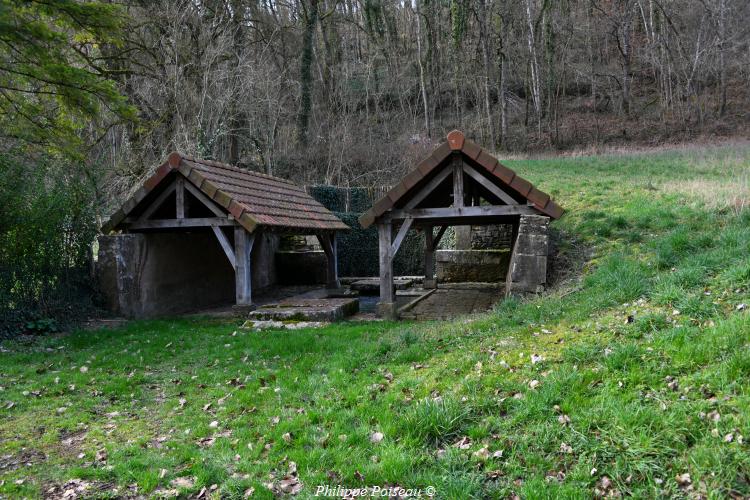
[
  {"left": 415, "top": 0, "right": 431, "bottom": 137},
  {"left": 297, "top": 0, "right": 319, "bottom": 146}
]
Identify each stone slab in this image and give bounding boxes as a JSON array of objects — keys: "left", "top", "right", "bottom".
[
  {"left": 249, "top": 297, "right": 359, "bottom": 322},
  {"left": 351, "top": 277, "right": 414, "bottom": 294},
  {"left": 436, "top": 249, "right": 511, "bottom": 283}
]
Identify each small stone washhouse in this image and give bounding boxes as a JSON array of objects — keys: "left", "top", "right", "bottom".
[
  {"left": 98, "top": 153, "right": 349, "bottom": 317},
  {"left": 359, "top": 130, "right": 563, "bottom": 319}
]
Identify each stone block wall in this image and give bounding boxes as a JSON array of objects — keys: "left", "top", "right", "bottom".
[
  {"left": 97, "top": 229, "right": 279, "bottom": 318},
  {"left": 470, "top": 224, "right": 513, "bottom": 250},
  {"left": 436, "top": 249, "right": 511, "bottom": 282},
  {"left": 505, "top": 215, "right": 550, "bottom": 296}
]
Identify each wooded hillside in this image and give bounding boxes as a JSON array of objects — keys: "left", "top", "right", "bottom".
[{"left": 95, "top": 0, "right": 750, "bottom": 191}]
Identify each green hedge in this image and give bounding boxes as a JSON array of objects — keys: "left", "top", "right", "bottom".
[
  {"left": 311, "top": 186, "right": 425, "bottom": 277},
  {"left": 334, "top": 212, "right": 424, "bottom": 277},
  {"left": 0, "top": 153, "right": 98, "bottom": 336}
]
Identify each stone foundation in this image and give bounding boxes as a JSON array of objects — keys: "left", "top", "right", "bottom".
[
  {"left": 506, "top": 215, "right": 550, "bottom": 296},
  {"left": 97, "top": 230, "right": 279, "bottom": 317},
  {"left": 436, "top": 249, "right": 511, "bottom": 282}
]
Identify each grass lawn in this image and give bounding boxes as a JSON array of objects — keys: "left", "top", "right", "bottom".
[{"left": 1, "top": 143, "right": 750, "bottom": 498}]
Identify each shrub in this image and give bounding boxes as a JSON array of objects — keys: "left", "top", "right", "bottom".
[
  {"left": 0, "top": 152, "right": 98, "bottom": 336},
  {"left": 309, "top": 186, "right": 425, "bottom": 276}
]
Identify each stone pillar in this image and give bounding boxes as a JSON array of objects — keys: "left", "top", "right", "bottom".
[
  {"left": 96, "top": 234, "right": 146, "bottom": 317},
  {"left": 455, "top": 226, "right": 472, "bottom": 250},
  {"left": 506, "top": 215, "right": 550, "bottom": 297}
]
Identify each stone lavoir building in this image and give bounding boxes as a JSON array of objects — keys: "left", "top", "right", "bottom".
[
  {"left": 98, "top": 153, "right": 348, "bottom": 317},
  {"left": 359, "top": 130, "right": 563, "bottom": 319}
]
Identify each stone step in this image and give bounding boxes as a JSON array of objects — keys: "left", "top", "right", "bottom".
[{"left": 248, "top": 297, "right": 359, "bottom": 322}]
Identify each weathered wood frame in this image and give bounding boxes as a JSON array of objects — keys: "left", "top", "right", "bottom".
[
  {"left": 374, "top": 152, "right": 541, "bottom": 319},
  {"left": 121, "top": 173, "right": 342, "bottom": 308}
]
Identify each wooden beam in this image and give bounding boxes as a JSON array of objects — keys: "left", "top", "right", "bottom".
[
  {"left": 212, "top": 226, "right": 236, "bottom": 270},
  {"left": 184, "top": 181, "right": 225, "bottom": 217},
  {"left": 390, "top": 217, "right": 414, "bottom": 257},
  {"left": 424, "top": 225, "right": 436, "bottom": 289},
  {"left": 432, "top": 225, "right": 448, "bottom": 250},
  {"left": 404, "top": 167, "right": 452, "bottom": 209},
  {"left": 176, "top": 177, "right": 185, "bottom": 219},
  {"left": 316, "top": 233, "right": 340, "bottom": 289},
  {"left": 378, "top": 223, "right": 395, "bottom": 317},
  {"left": 126, "top": 217, "right": 235, "bottom": 230},
  {"left": 234, "top": 227, "right": 255, "bottom": 306},
  {"left": 385, "top": 205, "right": 539, "bottom": 221},
  {"left": 463, "top": 163, "right": 518, "bottom": 205},
  {"left": 453, "top": 156, "right": 464, "bottom": 208},
  {"left": 139, "top": 183, "right": 176, "bottom": 221}
]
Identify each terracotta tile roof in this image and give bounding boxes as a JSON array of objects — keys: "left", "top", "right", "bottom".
[
  {"left": 102, "top": 153, "right": 349, "bottom": 233},
  {"left": 359, "top": 130, "right": 563, "bottom": 228}
]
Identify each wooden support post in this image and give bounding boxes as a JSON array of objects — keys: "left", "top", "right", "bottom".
[
  {"left": 453, "top": 156, "right": 464, "bottom": 208},
  {"left": 317, "top": 232, "right": 340, "bottom": 289},
  {"left": 176, "top": 177, "right": 185, "bottom": 219},
  {"left": 377, "top": 222, "right": 396, "bottom": 319},
  {"left": 234, "top": 226, "right": 255, "bottom": 307},
  {"left": 424, "top": 225, "right": 436, "bottom": 289}
]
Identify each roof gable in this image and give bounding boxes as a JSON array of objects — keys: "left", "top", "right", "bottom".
[
  {"left": 103, "top": 153, "right": 349, "bottom": 234},
  {"left": 359, "top": 130, "right": 563, "bottom": 228}
]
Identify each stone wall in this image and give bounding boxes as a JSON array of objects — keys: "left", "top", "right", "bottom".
[
  {"left": 470, "top": 224, "right": 513, "bottom": 249},
  {"left": 506, "top": 215, "right": 550, "bottom": 296},
  {"left": 97, "top": 229, "right": 279, "bottom": 317},
  {"left": 436, "top": 249, "right": 511, "bottom": 282}
]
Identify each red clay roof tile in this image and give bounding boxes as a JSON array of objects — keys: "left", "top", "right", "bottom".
[
  {"left": 102, "top": 154, "right": 349, "bottom": 234},
  {"left": 358, "top": 130, "right": 562, "bottom": 228}
]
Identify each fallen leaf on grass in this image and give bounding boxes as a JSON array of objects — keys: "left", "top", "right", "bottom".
[
  {"left": 675, "top": 473, "right": 692, "bottom": 489},
  {"left": 171, "top": 476, "right": 196, "bottom": 489},
  {"left": 197, "top": 437, "right": 215, "bottom": 448},
  {"left": 453, "top": 436, "right": 472, "bottom": 449}
]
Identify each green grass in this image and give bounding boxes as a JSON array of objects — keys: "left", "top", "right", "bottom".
[{"left": 2, "top": 144, "right": 750, "bottom": 498}]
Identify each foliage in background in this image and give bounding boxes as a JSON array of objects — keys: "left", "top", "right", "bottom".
[
  {"left": 0, "top": 153, "right": 99, "bottom": 336},
  {"left": 309, "top": 186, "right": 425, "bottom": 276},
  {"left": 0, "top": 0, "right": 135, "bottom": 157}
]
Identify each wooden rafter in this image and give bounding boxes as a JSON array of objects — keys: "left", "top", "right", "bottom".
[
  {"left": 462, "top": 163, "right": 518, "bottom": 205},
  {"left": 404, "top": 167, "right": 452, "bottom": 210},
  {"left": 139, "top": 183, "right": 177, "bottom": 221}
]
